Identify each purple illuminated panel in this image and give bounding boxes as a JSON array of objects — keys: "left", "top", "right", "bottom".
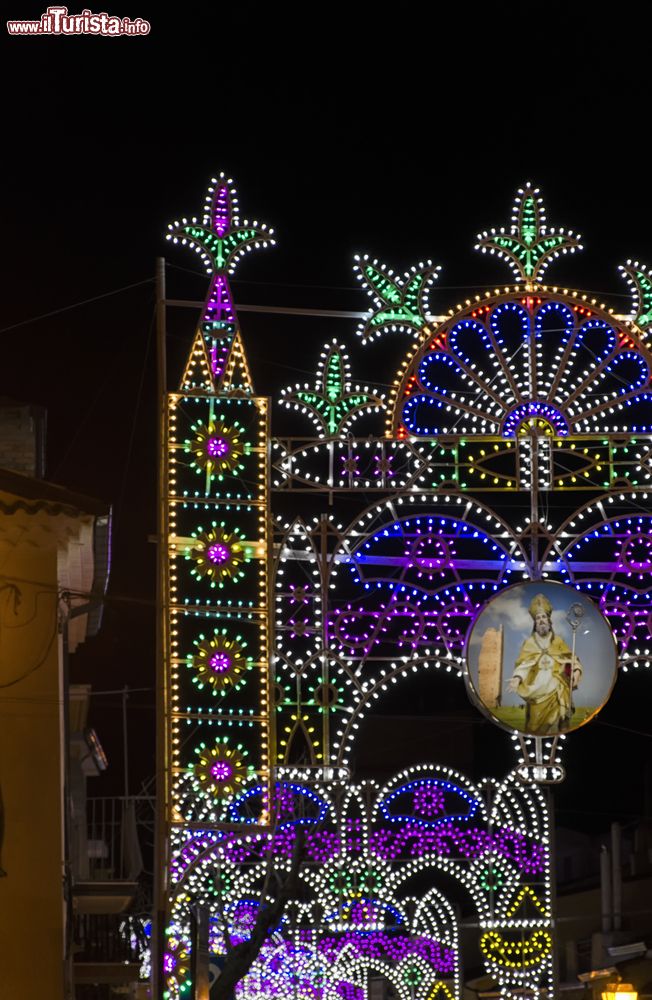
[
  {"left": 203, "top": 274, "right": 236, "bottom": 326},
  {"left": 212, "top": 182, "right": 231, "bottom": 237}
]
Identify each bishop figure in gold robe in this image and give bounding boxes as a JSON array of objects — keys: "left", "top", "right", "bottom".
[{"left": 507, "top": 593, "right": 582, "bottom": 735}]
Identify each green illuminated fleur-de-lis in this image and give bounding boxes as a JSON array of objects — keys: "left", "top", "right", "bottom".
[
  {"left": 619, "top": 259, "right": 652, "bottom": 330},
  {"left": 475, "top": 183, "right": 582, "bottom": 285},
  {"left": 354, "top": 256, "right": 441, "bottom": 343},
  {"left": 166, "top": 173, "right": 275, "bottom": 276},
  {"left": 281, "top": 339, "right": 384, "bottom": 436}
]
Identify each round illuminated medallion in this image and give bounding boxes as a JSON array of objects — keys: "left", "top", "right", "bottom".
[{"left": 465, "top": 581, "right": 617, "bottom": 736}]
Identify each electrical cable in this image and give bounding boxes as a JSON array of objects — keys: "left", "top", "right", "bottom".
[
  {"left": 115, "top": 304, "right": 156, "bottom": 518},
  {"left": 165, "top": 261, "right": 637, "bottom": 300},
  {"left": 0, "top": 615, "right": 58, "bottom": 689},
  {"left": 0, "top": 278, "right": 155, "bottom": 334}
]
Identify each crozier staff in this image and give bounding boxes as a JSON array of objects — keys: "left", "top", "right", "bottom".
[{"left": 507, "top": 593, "right": 582, "bottom": 735}]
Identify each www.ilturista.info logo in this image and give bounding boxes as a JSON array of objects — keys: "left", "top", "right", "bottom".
[{"left": 7, "top": 6, "right": 150, "bottom": 35}]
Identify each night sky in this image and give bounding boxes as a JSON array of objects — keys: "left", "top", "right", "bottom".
[{"left": 3, "top": 6, "right": 652, "bottom": 828}]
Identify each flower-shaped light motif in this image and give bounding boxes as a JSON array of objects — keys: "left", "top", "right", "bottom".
[
  {"left": 413, "top": 783, "right": 445, "bottom": 818},
  {"left": 166, "top": 173, "right": 275, "bottom": 277},
  {"left": 475, "top": 184, "right": 582, "bottom": 285},
  {"left": 281, "top": 339, "right": 384, "bottom": 437},
  {"left": 186, "top": 419, "right": 246, "bottom": 481},
  {"left": 187, "top": 630, "right": 251, "bottom": 695},
  {"left": 353, "top": 255, "right": 441, "bottom": 343},
  {"left": 398, "top": 295, "right": 652, "bottom": 438},
  {"left": 188, "top": 523, "right": 249, "bottom": 587},
  {"left": 192, "top": 738, "right": 252, "bottom": 799}
]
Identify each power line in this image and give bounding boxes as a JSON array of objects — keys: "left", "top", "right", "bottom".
[{"left": 0, "top": 278, "right": 155, "bottom": 334}]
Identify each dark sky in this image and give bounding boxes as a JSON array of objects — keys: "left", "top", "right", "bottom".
[{"left": 3, "top": 5, "right": 652, "bottom": 820}]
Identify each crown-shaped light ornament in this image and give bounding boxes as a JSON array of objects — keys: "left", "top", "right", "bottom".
[
  {"left": 354, "top": 256, "right": 441, "bottom": 343},
  {"left": 475, "top": 184, "right": 582, "bottom": 287},
  {"left": 619, "top": 259, "right": 652, "bottom": 332}
]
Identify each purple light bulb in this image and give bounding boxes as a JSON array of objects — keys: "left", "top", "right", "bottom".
[
  {"left": 211, "top": 760, "right": 233, "bottom": 782},
  {"left": 208, "top": 437, "right": 230, "bottom": 458},
  {"left": 207, "top": 543, "right": 230, "bottom": 564},
  {"left": 210, "top": 652, "right": 231, "bottom": 673}
]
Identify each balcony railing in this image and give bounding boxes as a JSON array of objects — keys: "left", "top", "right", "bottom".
[
  {"left": 73, "top": 912, "right": 144, "bottom": 963},
  {"left": 71, "top": 795, "right": 154, "bottom": 882}
]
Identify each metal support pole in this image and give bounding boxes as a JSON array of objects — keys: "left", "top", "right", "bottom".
[
  {"left": 547, "top": 786, "right": 561, "bottom": 1000},
  {"left": 600, "top": 844, "right": 612, "bottom": 934},
  {"left": 529, "top": 427, "right": 540, "bottom": 580},
  {"left": 153, "top": 256, "right": 168, "bottom": 1000},
  {"left": 191, "top": 903, "right": 210, "bottom": 1000},
  {"left": 320, "top": 515, "right": 330, "bottom": 769},
  {"left": 611, "top": 822, "right": 622, "bottom": 932},
  {"left": 122, "top": 685, "right": 129, "bottom": 800}
]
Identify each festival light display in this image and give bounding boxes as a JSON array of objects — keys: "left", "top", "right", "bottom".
[
  {"left": 280, "top": 339, "right": 384, "bottom": 437},
  {"left": 161, "top": 178, "right": 652, "bottom": 1000},
  {"left": 164, "top": 176, "right": 273, "bottom": 840},
  {"left": 354, "top": 256, "right": 441, "bottom": 343},
  {"left": 475, "top": 185, "right": 582, "bottom": 285},
  {"left": 165, "top": 770, "right": 551, "bottom": 1000}
]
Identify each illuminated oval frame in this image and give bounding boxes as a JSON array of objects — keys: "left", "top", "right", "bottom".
[{"left": 463, "top": 580, "right": 618, "bottom": 737}]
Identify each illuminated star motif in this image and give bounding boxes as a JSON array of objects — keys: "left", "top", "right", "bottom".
[
  {"left": 280, "top": 339, "right": 384, "bottom": 437},
  {"left": 185, "top": 418, "right": 246, "bottom": 481},
  {"left": 188, "top": 631, "right": 251, "bottom": 695},
  {"left": 192, "top": 739, "right": 252, "bottom": 798},
  {"left": 188, "top": 524, "right": 249, "bottom": 587},
  {"left": 354, "top": 255, "right": 441, "bottom": 343},
  {"left": 475, "top": 183, "right": 582, "bottom": 285},
  {"left": 166, "top": 173, "right": 275, "bottom": 276},
  {"left": 187, "top": 523, "right": 249, "bottom": 587},
  {"left": 619, "top": 259, "right": 652, "bottom": 331}
]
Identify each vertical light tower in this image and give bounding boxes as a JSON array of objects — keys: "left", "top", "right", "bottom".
[{"left": 157, "top": 175, "right": 275, "bottom": 989}]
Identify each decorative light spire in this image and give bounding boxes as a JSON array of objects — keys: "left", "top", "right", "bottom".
[
  {"left": 166, "top": 173, "right": 275, "bottom": 391},
  {"left": 354, "top": 255, "right": 441, "bottom": 343},
  {"left": 475, "top": 183, "right": 582, "bottom": 286},
  {"left": 619, "top": 259, "right": 652, "bottom": 330}
]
